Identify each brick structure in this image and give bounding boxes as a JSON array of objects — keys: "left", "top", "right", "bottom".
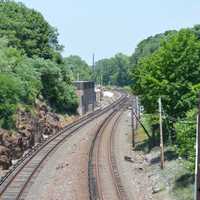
[{"left": 73, "top": 81, "right": 96, "bottom": 115}]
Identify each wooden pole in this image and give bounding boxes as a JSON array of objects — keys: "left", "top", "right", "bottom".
[
  {"left": 195, "top": 94, "right": 200, "bottom": 200},
  {"left": 136, "top": 96, "right": 140, "bottom": 128},
  {"left": 92, "top": 53, "right": 95, "bottom": 70},
  {"left": 132, "top": 96, "right": 135, "bottom": 148},
  {"left": 77, "top": 72, "right": 80, "bottom": 81},
  {"left": 159, "top": 97, "right": 164, "bottom": 169}
]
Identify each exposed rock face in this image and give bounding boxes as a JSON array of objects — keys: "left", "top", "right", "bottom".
[
  {"left": 0, "top": 100, "right": 62, "bottom": 170},
  {"left": 0, "top": 129, "right": 28, "bottom": 169},
  {"left": 0, "top": 145, "right": 11, "bottom": 170}
]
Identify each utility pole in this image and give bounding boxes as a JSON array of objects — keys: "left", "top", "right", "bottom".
[
  {"left": 159, "top": 97, "right": 164, "bottom": 169},
  {"left": 101, "top": 74, "right": 103, "bottom": 86},
  {"left": 77, "top": 72, "right": 80, "bottom": 81},
  {"left": 92, "top": 53, "right": 95, "bottom": 72},
  {"left": 195, "top": 94, "right": 200, "bottom": 200},
  {"left": 131, "top": 96, "right": 135, "bottom": 148},
  {"left": 136, "top": 96, "right": 140, "bottom": 129}
]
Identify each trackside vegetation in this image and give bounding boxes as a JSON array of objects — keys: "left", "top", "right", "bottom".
[
  {"left": 92, "top": 27, "right": 200, "bottom": 175},
  {"left": 0, "top": 1, "right": 199, "bottom": 179},
  {"left": 0, "top": 1, "right": 92, "bottom": 129},
  {"left": 131, "top": 28, "right": 200, "bottom": 171}
]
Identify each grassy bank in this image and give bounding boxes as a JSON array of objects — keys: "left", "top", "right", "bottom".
[{"left": 135, "top": 114, "right": 194, "bottom": 200}]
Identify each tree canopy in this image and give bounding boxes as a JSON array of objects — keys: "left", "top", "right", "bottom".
[
  {"left": 0, "top": 2, "right": 79, "bottom": 129},
  {"left": 131, "top": 28, "right": 200, "bottom": 169},
  {"left": 63, "top": 55, "right": 92, "bottom": 81},
  {"left": 0, "top": 0, "right": 63, "bottom": 62},
  {"left": 130, "top": 30, "right": 176, "bottom": 66},
  {"left": 132, "top": 29, "right": 200, "bottom": 118},
  {"left": 94, "top": 53, "right": 131, "bottom": 86}
]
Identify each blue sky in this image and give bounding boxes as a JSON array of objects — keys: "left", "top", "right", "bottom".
[{"left": 17, "top": 0, "right": 200, "bottom": 64}]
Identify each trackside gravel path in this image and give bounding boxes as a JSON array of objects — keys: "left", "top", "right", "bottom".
[
  {"left": 114, "top": 110, "right": 153, "bottom": 200},
  {"left": 25, "top": 111, "right": 112, "bottom": 200}
]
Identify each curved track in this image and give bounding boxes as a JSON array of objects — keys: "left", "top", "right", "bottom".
[
  {"left": 0, "top": 93, "right": 127, "bottom": 200},
  {"left": 88, "top": 99, "right": 129, "bottom": 200}
]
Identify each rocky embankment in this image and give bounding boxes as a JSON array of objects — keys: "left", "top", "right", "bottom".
[{"left": 0, "top": 100, "right": 76, "bottom": 171}]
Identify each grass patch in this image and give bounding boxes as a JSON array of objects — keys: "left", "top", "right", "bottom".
[
  {"left": 134, "top": 121, "right": 150, "bottom": 152},
  {"left": 172, "top": 173, "right": 194, "bottom": 200}
]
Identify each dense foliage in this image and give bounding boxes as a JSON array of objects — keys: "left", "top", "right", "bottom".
[
  {"left": 0, "top": 0, "right": 63, "bottom": 62},
  {"left": 63, "top": 55, "right": 92, "bottom": 81},
  {"left": 133, "top": 29, "right": 200, "bottom": 117},
  {"left": 0, "top": 1, "right": 79, "bottom": 129},
  {"left": 0, "top": 0, "right": 198, "bottom": 170},
  {"left": 41, "top": 65, "right": 78, "bottom": 113},
  {"left": 94, "top": 53, "right": 131, "bottom": 86},
  {"left": 175, "top": 109, "right": 196, "bottom": 169},
  {"left": 130, "top": 30, "right": 176, "bottom": 65},
  {"left": 0, "top": 73, "right": 24, "bottom": 129},
  {"left": 131, "top": 28, "right": 200, "bottom": 168}
]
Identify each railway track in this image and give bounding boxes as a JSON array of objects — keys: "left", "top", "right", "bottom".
[
  {"left": 88, "top": 99, "right": 129, "bottom": 200},
  {"left": 0, "top": 92, "right": 127, "bottom": 200}
]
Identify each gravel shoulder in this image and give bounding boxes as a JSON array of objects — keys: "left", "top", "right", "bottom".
[
  {"left": 23, "top": 90, "right": 120, "bottom": 200},
  {"left": 25, "top": 111, "right": 113, "bottom": 200},
  {"left": 25, "top": 103, "right": 193, "bottom": 200},
  {"left": 145, "top": 147, "right": 194, "bottom": 200},
  {"left": 114, "top": 109, "right": 193, "bottom": 200},
  {"left": 114, "top": 110, "right": 153, "bottom": 200}
]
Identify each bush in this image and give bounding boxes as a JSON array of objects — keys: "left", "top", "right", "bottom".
[
  {"left": 41, "top": 65, "right": 78, "bottom": 113},
  {"left": 0, "top": 73, "right": 25, "bottom": 129},
  {"left": 175, "top": 109, "right": 196, "bottom": 169},
  {"left": 0, "top": 0, "right": 62, "bottom": 60}
]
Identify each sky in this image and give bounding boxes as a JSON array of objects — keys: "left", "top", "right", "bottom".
[{"left": 17, "top": 0, "right": 200, "bottom": 64}]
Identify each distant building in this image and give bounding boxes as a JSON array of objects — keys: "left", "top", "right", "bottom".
[{"left": 73, "top": 81, "right": 96, "bottom": 115}]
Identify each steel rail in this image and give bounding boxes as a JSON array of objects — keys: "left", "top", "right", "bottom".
[
  {"left": 0, "top": 93, "right": 127, "bottom": 200},
  {"left": 108, "top": 109, "right": 129, "bottom": 200},
  {"left": 88, "top": 98, "right": 128, "bottom": 200}
]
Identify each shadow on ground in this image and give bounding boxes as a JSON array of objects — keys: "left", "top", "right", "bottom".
[
  {"left": 174, "top": 173, "right": 194, "bottom": 188},
  {"left": 135, "top": 141, "right": 178, "bottom": 163},
  {"left": 134, "top": 139, "right": 150, "bottom": 152},
  {"left": 172, "top": 173, "right": 194, "bottom": 200},
  {"left": 150, "top": 149, "right": 178, "bottom": 164}
]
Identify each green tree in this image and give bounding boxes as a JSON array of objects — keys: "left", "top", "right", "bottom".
[
  {"left": 41, "top": 65, "right": 78, "bottom": 113},
  {"left": 130, "top": 30, "right": 176, "bottom": 65},
  {"left": 132, "top": 29, "right": 200, "bottom": 119},
  {"left": 0, "top": 38, "right": 42, "bottom": 104},
  {"left": 112, "top": 53, "right": 131, "bottom": 86},
  {"left": 63, "top": 56, "right": 92, "bottom": 81},
  {"left": 94, "top": 58, "right": 115, "bottom": 85},
  {"left": 0, "top": 0, "right": 63, "bottom": 61},
  {"left": 175, "top": 109, "right": 196, "bottom": 169},
  {"left": 94, "top": 53, "right": 131, "bottom": 86},
  {"left": 0, "top": 73, "right": 25, "bottom": 129},
  {"left": 13, "top": 57, "right": 42, "bottom": 104},
  {"left": 0, "top": 37, "right": 23, "bottom": 72},
  {"left": 0, "top": 1, "right": 81, "bottom": 131}
]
